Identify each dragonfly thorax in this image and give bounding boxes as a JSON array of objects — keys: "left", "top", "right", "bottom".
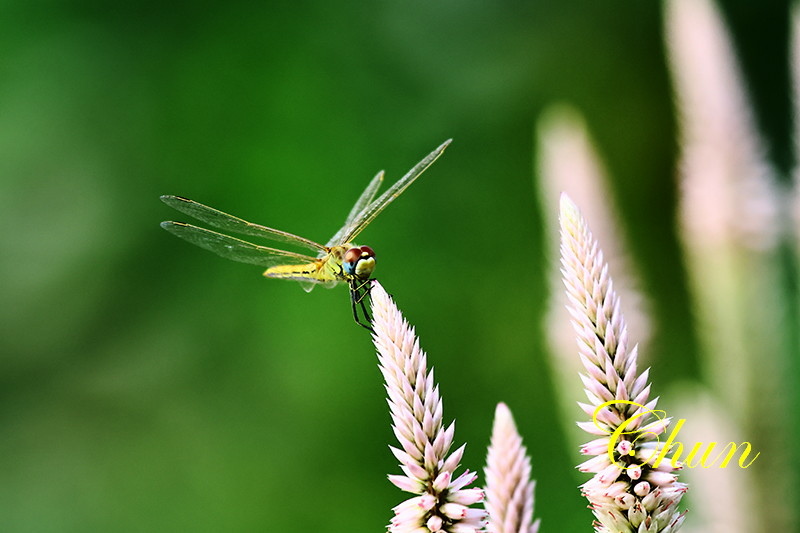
[{"left": 343, "top": 245, "right": 376, "bottom": 280}]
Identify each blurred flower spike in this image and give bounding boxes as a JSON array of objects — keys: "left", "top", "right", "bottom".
[
  {"left": 370, "top": 281, "right": 487, "bottom": 533},
  {"left": 559, "top": 194, "right": 688, "bottom": 533},
  {"left": 484, "top": 403, "right": 540, "bottom": 533}
]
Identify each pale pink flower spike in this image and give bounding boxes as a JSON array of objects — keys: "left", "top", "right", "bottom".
[
  {"left": 484, "top": 403, "right": 540, "bottom": 533},
  {"left": 560, "top": 194, "right": 688, "bottom": 533},
  {"left": 370, "top": 281, "right": 487, "bottom": 533}
]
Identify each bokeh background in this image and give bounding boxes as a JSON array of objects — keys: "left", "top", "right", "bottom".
[{"left": 1, "top": 1, "right": 797, "bottom": 532}]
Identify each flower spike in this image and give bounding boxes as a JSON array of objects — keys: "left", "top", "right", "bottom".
[
  {"left": 560, "top": 194, "right": 687, "bottom": 533},
  {"left": 371, "top": 281, "right": 487, "bottom": 533}
]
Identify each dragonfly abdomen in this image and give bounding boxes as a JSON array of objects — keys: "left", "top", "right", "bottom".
[{"left": 263, "top": 259, "right": 341, "bottom": 284}]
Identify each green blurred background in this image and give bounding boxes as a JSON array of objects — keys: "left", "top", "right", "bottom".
[{"left": 0, "top": 1, "right": 795, "bottom": 531}]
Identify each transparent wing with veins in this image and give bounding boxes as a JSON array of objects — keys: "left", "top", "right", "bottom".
[
  {"left": 160, "top": 195, "right": 326, "bottom": 269},
  {"left": 335, "top": 139, "right": 451, "bottom": 245},
  {"left": 324, "top": 170, "right": 384, "bottom": 248},
  {"left": 160, "top": 195, "right": 327, "bottom": 253},
  {"left": 159, "top": 221, "right": 319, "bottom": 267}
]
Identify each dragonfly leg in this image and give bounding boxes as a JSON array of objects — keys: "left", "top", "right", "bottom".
[
  {"left": 355, "top": 279, "right": 373, "bottom": 323},
  {"left": 350, "top": 280, "right": 374, "bottom": 333}
]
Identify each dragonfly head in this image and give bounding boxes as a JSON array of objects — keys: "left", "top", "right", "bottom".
[{"left": 343, "top": 246, "right": 376, "bottom": 280}]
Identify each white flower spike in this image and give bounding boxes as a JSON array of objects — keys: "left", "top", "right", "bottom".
[
  {"left": 370, "top": 281, "right": 487, "bottom": 533},
  {"left": 560, "top": 194, "right": 688, "bottom": 533},
  {"left": 484, "top": 403, "right": 540, "bottom": 533}
]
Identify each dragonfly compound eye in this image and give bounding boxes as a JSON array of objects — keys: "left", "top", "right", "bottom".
[
  {"left": 343, "top": 247, "right": 362, "bottom": 264},
  {"left": 343, "top": 246, "right": 376, "bottom": 279}
]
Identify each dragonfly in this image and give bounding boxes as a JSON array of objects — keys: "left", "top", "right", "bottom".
[{"left": 160, "top": 139, "right": 451, "bottom": 331}]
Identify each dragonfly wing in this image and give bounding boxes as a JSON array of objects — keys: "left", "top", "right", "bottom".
[
  {"left": 325, "top": 170, "right": 384, "bottom": 248},
  {"left": 339, "top": 139, "right": 451, "bottom": 244},
  {"left": 160, "top": 195, "right": 326, "bottom": 253},
  {"left": 297, "top": 279, "right": 338, "bottom": 292},
  {"left": 161, "top": 221, "right": 318, "bottom": 267},
  {"left": 298, "top": 280, "right": 317, "bottom": 292}
]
